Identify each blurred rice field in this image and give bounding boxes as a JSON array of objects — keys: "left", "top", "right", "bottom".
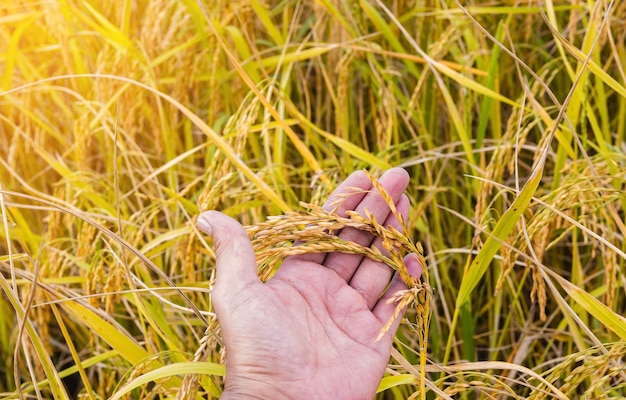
[{"left": 1, "top": 0, "right": 626, "bottom": 398}]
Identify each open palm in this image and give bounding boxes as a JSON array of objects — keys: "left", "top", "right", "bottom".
[{"left": 198, "top": 169, "right": 422, "bottom": 400}]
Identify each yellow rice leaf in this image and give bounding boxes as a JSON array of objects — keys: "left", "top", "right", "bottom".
[
  {"left": 363, "top": 0, "right": 515, "bottom": 106},
  {"left": 433, "top": 62, "right": 517, "bottom": 107},
  {"left": 314, "top": 0, "right": 356, "bottom": 36},
  {"left": 2, "top": 13, "right": 40, "bottom": 90},
  {"left": 150, "top": 34, "right": 203, "bottom": 68},
  {"left": 0, "top": 206, "right": 40, "bottom": 253},
  {"left": 445, "top": 5, "right": 584, "bottom": 15},
  {"left": 61, "top": 301, "right": 156, "bottom": 365},
  {"left": 249, "top": 0, "right": 284, "bottom": 45},
  {"left": 96, "top": 74, "right": 294, "bottom": 211},
  {"left": 377, "top": 374, "right": 417, "bottom": 393},
  {"left": 0, "top": 276, "right": 69, "bottom": 399},
  {"left": 139, "top": 226, "right": 192, "bottom": 258},
  {"left": 280, "top": 101, "right": 391, "bottom": 169},
  {"left": 544, "top": 5, "right": 626, "bottom": 100},
  {"left": 120, "top": 0, "right": 132, "bottom": 36},
  {"left": 109, "top": 362, "right": 225, "bottom": 400},
  {"left": 0, "top": 253, "right": 28, "bottom": 263},
  {"left": 436, "top": 76, "right": 477, "bottom": 169},
  {"left": 81, "top": 1, "right": 133, "bottom": 50},
  {"left": 555, "top": 275, "right": 626, "bottom": 341},
  {"left": 20, "top": 350, "right": 118, "bottom": 395},
  {"left": 316, "top": 129, "right": 392, "bottom": 170},
  {"left": 61, "top": 300, "right": 184, "bottom": 392},
  {"left": 225, "top": 26, "right": 261, "bottom": 83},
  {"left": 0, "top": 12, "right": 40, "bottom": 25},
  {"left": 258, "top": 46, "right": 336, "bottom": 69}
]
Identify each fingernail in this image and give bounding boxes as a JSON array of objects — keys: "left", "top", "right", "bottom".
[{"left": 197, "top": 215, "right": 212, "bottom": 236}]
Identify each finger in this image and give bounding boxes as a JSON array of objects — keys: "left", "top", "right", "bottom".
[
  {"left": 287, "top": 170, "right": 372, "bottom": 264},
  {"left": 348, "top": 194, "right": 410, "bottom": 309},
  {"left": 321, "top": 170, "right": 372, "bottom": 215},
  {"left": 323, "top": 168, "right": 409, "bottom": 281},
  {"left": 371, "top": 254, "right": 423, "bottom": 342},
  {"left": 197, "top": 211, "right": 260, "bottom": 308}
]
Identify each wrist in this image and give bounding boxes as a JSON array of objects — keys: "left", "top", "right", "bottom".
[
  {"left": 221, "top": 389, "right": 292, "bottom": 400},
  {"left": 221, "top": 379, "right": 294, "bottom": 400},
  {"left": 220, "top": 392, "right": 266, "bottom": 400}
]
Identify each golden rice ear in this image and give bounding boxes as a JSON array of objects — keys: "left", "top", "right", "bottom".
[
  {"left": 375, "top": 282, "right": 432, "bottom": 342},
  {"left": 245, "top": 170, "right": 430, "bottom": 347},
  {"left": 326, "top": 186, "right": 371, "bottom": 214},
  {"left": 363, "top": 170, "right": 397, "bottom": 216}
]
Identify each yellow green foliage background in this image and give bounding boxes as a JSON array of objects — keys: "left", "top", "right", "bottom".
[{"left": 1, "top": 0, "right": 625, "bottom": 398}]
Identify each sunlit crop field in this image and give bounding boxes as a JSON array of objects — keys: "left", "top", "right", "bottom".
[{"left": 1, "top": 0, "right": 625, "bottom": 398}]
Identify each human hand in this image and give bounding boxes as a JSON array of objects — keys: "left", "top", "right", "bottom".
[{"left": 197, "top": 168, "right": 423, "bottom": 400}]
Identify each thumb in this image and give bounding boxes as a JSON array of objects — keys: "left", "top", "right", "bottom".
[{"left": 197, "top": 211, "right": 260, "bottom": 296}]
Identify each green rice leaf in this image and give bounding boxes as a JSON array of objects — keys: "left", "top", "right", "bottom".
[{"left": 456, "top": 168, "right": 543, "bottom": 308}]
